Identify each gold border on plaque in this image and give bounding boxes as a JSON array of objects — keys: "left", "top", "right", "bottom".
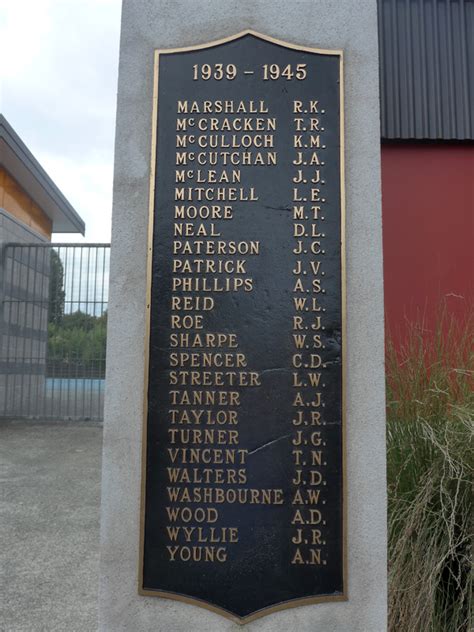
[{"left": 139, "top": 29, "right": 347, "bottom": 625}]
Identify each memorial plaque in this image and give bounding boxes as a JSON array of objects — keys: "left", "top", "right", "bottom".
[{"left": 140, "top": 31, "right": 346, "bottom": 623}]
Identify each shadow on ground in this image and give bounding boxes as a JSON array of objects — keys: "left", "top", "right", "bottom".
[{"left": 1, "top": 421, "right": 102, "bottom": 632}]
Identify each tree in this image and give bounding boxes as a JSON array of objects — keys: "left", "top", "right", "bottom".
[{"left": 48, "top": 249, "right": 65, "bottom": 325}]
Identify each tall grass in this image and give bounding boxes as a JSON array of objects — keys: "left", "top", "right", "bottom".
[{"left": 386, "top": 310, "right": 473, "bottom": 632}]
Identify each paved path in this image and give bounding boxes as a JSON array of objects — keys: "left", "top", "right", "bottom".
[{"left": 1, "top": 421, "right": 102, "bottom": 632}]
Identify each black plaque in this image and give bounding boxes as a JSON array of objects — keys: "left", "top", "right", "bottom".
[{"left": 141, "top": 31, "right": 345, "bottom": 622}]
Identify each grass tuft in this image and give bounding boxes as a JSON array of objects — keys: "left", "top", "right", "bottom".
[{"left": 386, "top": 309, "right": 473, "bottom": 632}]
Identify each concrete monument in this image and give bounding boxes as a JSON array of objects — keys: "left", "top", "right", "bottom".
[{"left": 99, "top": 1, "right": 386, "bottom": 630}]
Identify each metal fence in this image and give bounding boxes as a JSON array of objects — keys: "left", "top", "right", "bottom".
[{"left": 0, "top": 243, "right": 110, "bottom": 420}]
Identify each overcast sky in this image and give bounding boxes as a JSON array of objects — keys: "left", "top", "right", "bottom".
[{"left": 1, "top": 0, "right": 122, "bottom": 243}]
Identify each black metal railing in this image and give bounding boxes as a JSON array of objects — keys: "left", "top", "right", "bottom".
[{"left": 1, "top": 243, "right": 110, "bottom": 420}]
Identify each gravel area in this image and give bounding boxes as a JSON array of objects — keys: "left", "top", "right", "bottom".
[{"left": 1, "top": 421, "right": 102, "bottom": 632}]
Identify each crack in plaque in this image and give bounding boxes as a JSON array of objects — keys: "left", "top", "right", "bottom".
[
  {"left": 259, "top": 367, "right": 290, "bottom": 376},
  {"left": 263, "top": 204, "right": 291, "bottom": 212},
  {"left": 323, "top": 359, "right": 341, "bottom": 367},
  {"left": 248, "top": 433, "right": 291, "bottom": 456}
]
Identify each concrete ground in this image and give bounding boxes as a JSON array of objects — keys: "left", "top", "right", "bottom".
[{"left": 1, "top": 421, "right": 102, "bottom": 632}]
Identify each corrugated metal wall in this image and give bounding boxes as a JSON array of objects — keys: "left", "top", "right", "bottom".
[{"left": 378, "top": 0, "right": 474, "bottom": 139}]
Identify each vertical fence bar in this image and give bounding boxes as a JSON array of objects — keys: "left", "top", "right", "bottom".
[
  {"left": 85, "top": 246, "right": 92, "bottom": 418},
  {"left": 4, "top": 246, "right": 16, "bottom": 415},
  {"left": 92, "top": 247, "right": 99, "bottom": 419},
  {"left": 25, "top": 246, "right": 37, "bottom": 416},
  {"left": 38, "top": 246, "right": 49, "bottom": 419}
]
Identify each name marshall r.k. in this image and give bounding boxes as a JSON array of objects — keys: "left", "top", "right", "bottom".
[{"left": 177, "top": 99, "right": 270, "bottom": 114}]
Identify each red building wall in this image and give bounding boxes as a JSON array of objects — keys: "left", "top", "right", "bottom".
[{"left": 381, "top": 142, "right": 473, "bottom": 338}]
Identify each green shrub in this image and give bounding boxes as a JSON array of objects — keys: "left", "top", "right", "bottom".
[
  {"left": 47, "top": 311, "right": 107, "bottom": 377},
  {"left": 386, "top": 310, "right": 473, "bottom": 632}
]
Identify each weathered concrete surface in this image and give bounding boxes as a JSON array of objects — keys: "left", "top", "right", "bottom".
[
  {"left": 101, "top": 1, "right": 386, "bottom": 630},
  {"left": 1, "top": 421, "right": 102, "bottom": 632}
]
